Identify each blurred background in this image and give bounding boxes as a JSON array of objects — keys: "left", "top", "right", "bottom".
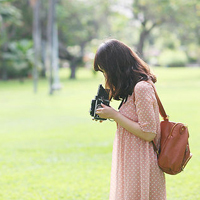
[
  {"left": 0, "top": 0, "right": 200, "bottom": 84},
  {"left": 0, "top": 0, "right": 200, "bottom": 199}
]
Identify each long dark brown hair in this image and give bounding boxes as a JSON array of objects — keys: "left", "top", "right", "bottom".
[{"left": 94, "top": 39, "right": 157, "bottom": 101}]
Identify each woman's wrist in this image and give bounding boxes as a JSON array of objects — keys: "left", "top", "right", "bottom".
[{"left": 112, "top": 110, "right": 122, "bottom": 122}]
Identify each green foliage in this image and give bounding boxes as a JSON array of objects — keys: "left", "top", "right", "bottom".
[
  {"left": 186, "top": 44, "right": 200, "bottom": 63},
  {"left": 0, "top": 40, "right": 34, "bottom": 79},
  {"left": 0, "top": 67, "right": 200, "bottom": 199},
  {"left": 158, "top": 49, "right": 188, "bottom": 67},
  {"left": 0, "top": 1, "right": 22, "bottom": 26},
  {"left": 57, "top": 0, "right": 101, "bottom": 46},
  {"left": 0, "top": 0, "right": 200, "bottom": 80},
  {"left": 132, "top": 0, "right": 175, "bottom": 22},
  {"left": 0, "top": 1, "right": 22, "bottom": 47}
]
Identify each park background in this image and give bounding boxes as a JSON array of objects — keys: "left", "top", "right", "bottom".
[{"left": 0, "top": 0, "right": 200, "bottom": 199}]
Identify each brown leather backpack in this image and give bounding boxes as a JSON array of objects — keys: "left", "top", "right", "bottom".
[{"left": 151, "top": 83, "right": 192, "bottom": 175}]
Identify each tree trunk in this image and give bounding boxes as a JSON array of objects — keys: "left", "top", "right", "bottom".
[
  {"left": 47, "top": 0, "right": 56, "bottom": 95},
  {"left": 69, "top": 43, "right": 85, "bottom": 79},
  {"left": 40, "top": 1, "right": 46, "bottom": 78},
  {"left": 52, "top": 23, "right": 61, "bottom": 89},
  {"left": 137, "top": 29, "right": 148, "bottom": 58},
  {"left": 41, "top": 40, "right": 46, "bottom": 77},
  {"left": 32, "top": 0, "right": 41, "bottom": 93},
  {"left": 137, "top": 22, "right": 157, "bottom": 60},
  {"left": 0, "top": 14, "right": 8, "bottom": 80},
  {"left": 70, "top": 58, "right": 77, "bottom": 79}
]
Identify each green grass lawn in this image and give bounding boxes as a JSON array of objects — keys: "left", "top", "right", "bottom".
[{"left": 0, "top": 67, "right": 200, "bottom": 200}]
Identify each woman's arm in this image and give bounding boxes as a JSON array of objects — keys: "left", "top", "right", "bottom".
[{"left": 96, "top": 104, "right": 156, "bottom": 142}]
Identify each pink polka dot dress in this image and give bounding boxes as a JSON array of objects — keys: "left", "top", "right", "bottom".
[{"left": 109, "top": 81, "right": 166, "bottom": 200}]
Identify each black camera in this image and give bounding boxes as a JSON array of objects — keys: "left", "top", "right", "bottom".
[{"left": 90, "top": 84, "right": 110, "bottom": 120}]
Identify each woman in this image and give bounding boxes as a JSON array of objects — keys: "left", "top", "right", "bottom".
[{"left": 94, "top": 39, "right": 166, "bottom": 200}]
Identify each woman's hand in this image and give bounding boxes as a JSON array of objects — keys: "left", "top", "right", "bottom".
[
  {"left": 95, "top": 103, "right": 155, "bottom": 141},
  {"left": 95, "top": 104, "right": 118, "bottom": 120}
]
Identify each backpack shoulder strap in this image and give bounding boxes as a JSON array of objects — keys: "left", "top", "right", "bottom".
[
  {"left": 146, "top": 81, "right": 169, "bottom": 154},
  {"left": 147, "top": 81, "right": 168, "bottom": 121}
]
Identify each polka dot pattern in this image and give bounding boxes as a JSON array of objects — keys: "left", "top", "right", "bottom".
[{"left": 109, "top": 81, "right": 166, "bottom": 200}]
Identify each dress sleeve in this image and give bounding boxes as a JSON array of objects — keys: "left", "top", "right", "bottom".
[{"left": 134, "top": 81, "right": 157, "bottom": 134}]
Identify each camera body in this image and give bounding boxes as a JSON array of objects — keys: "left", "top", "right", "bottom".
[{"left": 90, "top": 84, "right": 110, "bottom": 120}]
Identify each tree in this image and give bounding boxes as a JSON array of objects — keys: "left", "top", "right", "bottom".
[
  {"left": 0, "top": 1, "right": 22, "bottom": 80},
  {"left": 168, "top": 0, "right": 200, "bottom": 65},
  {"left": 57, "top": 0, "right": 111, "bottom": 79},
  {"left": 130, "top": 0, "right": 177, "bottom": 59},
  {"left": 2, "top": 40, "right": 34, "bottom": 80},
  {"left": 46, "top": 0, "right": 59, "bottom": 94},
  {"left": 30, "top": 0, "right": 42, "bottom": 93}
]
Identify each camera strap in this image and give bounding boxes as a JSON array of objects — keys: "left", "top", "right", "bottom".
[{"left": 118, "top": 97, "right": 128, "bottom": 110}]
